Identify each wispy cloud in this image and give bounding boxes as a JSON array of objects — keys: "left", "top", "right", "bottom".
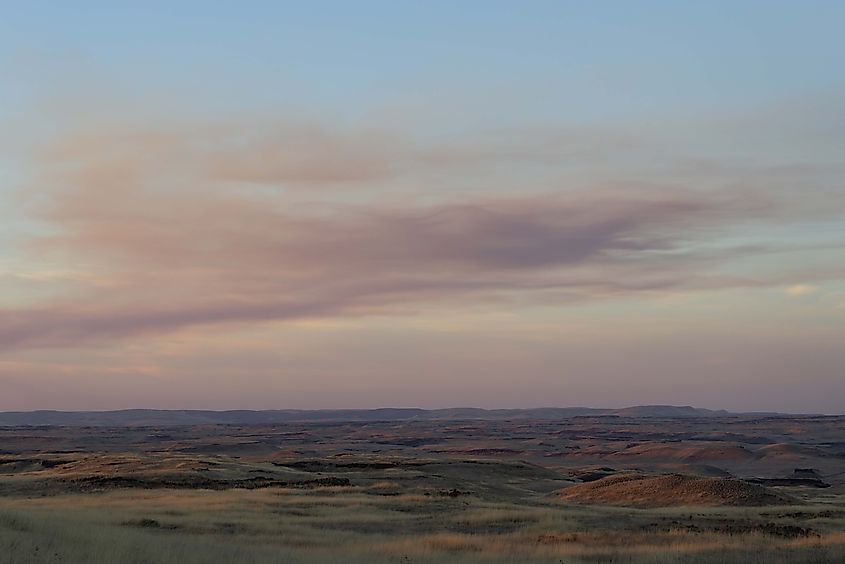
[{"left": 0, "top": 113, "right": 840, "bottom": 352}]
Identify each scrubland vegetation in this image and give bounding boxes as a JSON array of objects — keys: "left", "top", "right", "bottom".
[
  {"left": 1, "top": 486, "right": 844, "bottom": 563},
  {"left": 1, "top": 416, "right": 844, "bottom": 562}
]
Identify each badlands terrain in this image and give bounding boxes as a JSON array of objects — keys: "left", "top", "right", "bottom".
[{"left": 0, "top": 407, "right": 844, "bottom": 563}]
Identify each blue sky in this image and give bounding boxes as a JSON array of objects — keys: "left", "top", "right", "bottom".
[
  {"left": 4, "top": 1, "right": 843, "bottom": 121},
  {"left": 0, "top": 2, "right": 843, "bottom": 412}
]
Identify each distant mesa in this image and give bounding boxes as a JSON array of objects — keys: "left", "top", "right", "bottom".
[
  {"left": 611, "top": 405, "right": 731, "bottom": 418},
  {"left": 0, "top": 405, "right": 765, "bottom": 427},
  {"left": 555, "top": 473, "right": 795, "bottom": 507}
]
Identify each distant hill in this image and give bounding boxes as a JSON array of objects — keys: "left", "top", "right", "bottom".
[
  {"left": 0, "top": 405, "right": 781, "bottom": 427},
  {"left": 610, "top": 405, "right": 731, "bottom": 418}
]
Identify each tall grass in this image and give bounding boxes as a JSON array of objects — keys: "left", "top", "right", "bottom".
[{"left": 1, "top": 492, "right": 844, "bottom": 564}]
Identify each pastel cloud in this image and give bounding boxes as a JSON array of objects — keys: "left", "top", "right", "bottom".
[
  {"left": 5, "top": 193, "right": 736, "bottom": 350},
  {"left": 0, "top": 115, "right": 838, "bottom": 354}
]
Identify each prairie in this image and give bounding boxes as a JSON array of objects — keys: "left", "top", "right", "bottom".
[{"left": 1, "top": 414, "right": 844, "bottom": 563}]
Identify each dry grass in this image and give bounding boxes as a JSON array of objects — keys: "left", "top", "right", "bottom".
[
  {"left": 557, "top": 473, "right": 794, "bottom": 507},
  {"left": 1, "top": 486, "right": 843, "bottom": 563},
  {"left": 2, "top": 417, "right": 844, "bottom": 563}
]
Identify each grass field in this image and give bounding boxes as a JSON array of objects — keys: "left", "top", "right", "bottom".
[
  {"left": 1, "top": 417, "right": 844, "bottom": 563},
  {"left": 1, "top": 486, "right": 844, "bottom": 563}
]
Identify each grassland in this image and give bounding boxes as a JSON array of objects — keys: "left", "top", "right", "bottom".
[
  {"left": 1, "top": 415, "right": 843, "bottom": 563},
  {"left": 1, "top": 487, "right": 844, "bottom": 563}
]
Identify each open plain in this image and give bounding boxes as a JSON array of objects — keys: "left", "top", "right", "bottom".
[{"left": 1, "top": 409, "right": 844, "bottom": 563}]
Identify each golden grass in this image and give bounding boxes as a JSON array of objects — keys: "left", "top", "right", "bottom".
[
  {"left": 1, "top": 477, "right": 843, "bottom": 563},
  {"left": 786, "top": 530, "right": 845, "bottom": 547}
]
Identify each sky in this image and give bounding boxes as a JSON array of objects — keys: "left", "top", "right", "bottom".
[{"left": 1, "top": 1, "right": 843, "bottom": 413}]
